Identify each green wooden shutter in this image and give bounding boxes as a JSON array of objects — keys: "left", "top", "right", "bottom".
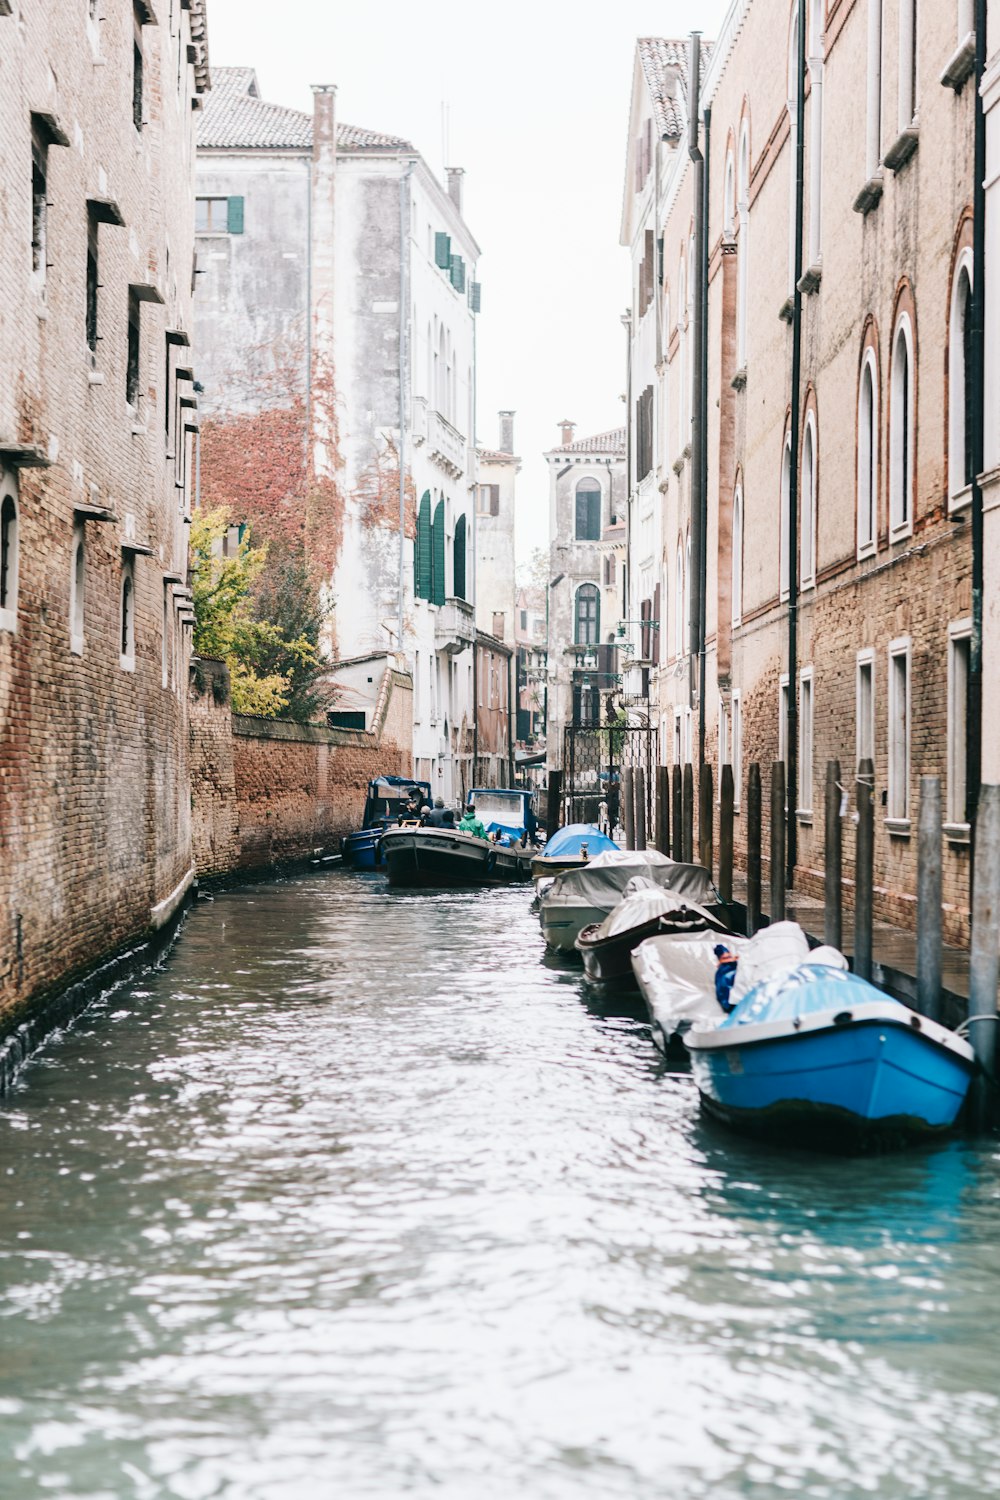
[
  {"left": 431, "top": 499, "right": 446, "bottom": 606},
  {"left": 470, "top": 282, "right": 481, "bottom": 313},
  {"left": 227, "top": 196, "right": 245, "bottom": 234},
  {"left": 449, "top": 254, "right": 465, "bottom": 293},
  {"left": 435, "top": 231, "right": 451, "bottom": 269},
  {"left": 415, "top": 491, "right": 431, "bottom": 599},
  {"left": 453, "top": 514, "right": 466, "bottom": 601}
]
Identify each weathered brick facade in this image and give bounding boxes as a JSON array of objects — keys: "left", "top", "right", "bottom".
[{"left": 0, "top": 3, "right": 208, "bottom": 1034}]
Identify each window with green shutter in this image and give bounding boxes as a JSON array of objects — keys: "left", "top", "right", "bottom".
[
  {"left": 227, "top": 196, "right": 245, "bottom": 234},
  {"left": 431, "top": 499, "right": 446, "bottom": 606},
  {"left": 453, "top": 513, "right": 466, "bottom": 601},
  {"left": 435, "top": 231, "right": 451, "bottom": 270},
  {"left": 414, "top": 491, "right": 432, "bottom": 600},
  {"left": 449, "top": 254, "right": 465, "bottom": 293}
]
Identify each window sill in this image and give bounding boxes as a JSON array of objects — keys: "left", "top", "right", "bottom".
[
  {"left": 889, "top": 522, "right": 913, "bottom": 545},
  {"left": 884, "top": 125, "right": 919, "bottom": 172},
  {"left": 798, "top": 263, "right": 822, "bottom": 295},
  {"left": 120, "top": 654, "right": 136, "bottom": 673},
  {"left": 949, "top": 482, "right": 972, "bottom": 515},
  {"left": 70, "top": 634, "right": 85, "bottom": 657},
  {"left": 941, "top": 34, "right": 975, "bottom": 92},
  {"left": 885, "top": 816, "right": 911, "bottom": 838},
  {"left": 796, "top": 809, "right": 813, "bottom": 825},
  {"left": 731, "top": 367, "right": 748, "bottom": 391},
  {"left": 943, "top": 821, "right": 971, "bottom": 845},
  {"left": 87, "top": 370, "right": 104, "bottom": 386},
  {"left": 778, "top": 296, "right": 794, "bottom": 323},
  {"left": 856, "top": 541, "right": 877, "bottom": 562},
  {"left": 131, "top": 424, "right": 147, "bottom": 438},
  {"left": 0, "top": 608, "right": 16, "bottom": 634},
  {"left": 852, "top": 173, "right": 883, "bottom": 215}
]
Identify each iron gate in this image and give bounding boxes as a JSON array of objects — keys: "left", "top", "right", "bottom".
[{"left": 563, "top": 720, "right": 658, "bottom": 835}]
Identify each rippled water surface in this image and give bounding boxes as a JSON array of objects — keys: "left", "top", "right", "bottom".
[{"left": 2, "top": 872, "right": 1000, "bottom": 1499}]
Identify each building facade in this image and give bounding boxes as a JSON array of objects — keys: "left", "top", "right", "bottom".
[
  {"left": 475, "top": 410, "right": 519, "bottom": 645},
  {"left": 194, "top": 70, "right": 482, "bottom": 802},
  {"left": 0, "top": 1, "right": 208, "bottom": 1028},
  {"left": 514, "top": 586, "right": 546, "bottom": 751},
  {"left": 472, "top": 630, "right": 513, "bottom": 789},
  {"left": 620, "top": 1, "right": 984, "bottom": 941}
]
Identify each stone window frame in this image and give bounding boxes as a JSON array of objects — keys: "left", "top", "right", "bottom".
[
  {"left": 799, "top": 396, "right": 819, "bottom": 590},
  {"left": 856, "top": 647, "right": 876, "bottom": 772},
  {"left": 856, "top": 322, "right": 881, "bottom": 559},
  {"left": 736, "top": 114, "right": 750, "bottom": 376},
  {"left": 797, "top": 665, "right": 815, "bottom": 820},
  {"left": 946, "top": 214, "right": 975, "bottom": 512},
  {"left": 731, "top": 480, "right": 744, "bottom": 627},
  {"left": 945, "top": 618, "right": 972, "bottom": 838},
  {"left": 779, "top": 417, "right": 792, "bottom": 601},
  {"left": 70, "top": 520, "right": 86, "bottom": 656},
  {"left": 888, "top": 285, "right": 917, "bottom": 543},
  {"left": 0, "top": 467, "right": 19, "bottom": 633},
  {"left": 886, "top": 635, "right": 912, "bottom": 832},
  {"left": 120, "top": 556, "right": 136, "bottom": 671}
]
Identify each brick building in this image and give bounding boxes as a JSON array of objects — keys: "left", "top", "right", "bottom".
[
  {"left": 619, "top": 2, "right": 984, "bottom": 941},
  {"left": 0, "top": 3, "right": 208, "bottom": 1030}
]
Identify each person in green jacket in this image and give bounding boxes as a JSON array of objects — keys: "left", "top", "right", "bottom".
[{"left": 458, "top": 803, "right": 487, "bottom": 839}]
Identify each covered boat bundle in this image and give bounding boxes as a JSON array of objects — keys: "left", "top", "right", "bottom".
[
  {"left": 539, "top": 848, "right": 714, "bottom": 955},
  {"left": 685, "top": 946, "right": 975, "bottom": 1150},
  {"left": 380, "top": 825, "right": 533, "bottom": 888},
  {"left": 575, "top": 879, "right": 730, "bottom": 987},
  {"left": 632, "top": 928, "right": 750, "bottom": 1051},
  {"left": 341, "top": 776, "right": 432, "bottom": 868},
  {"left": 530, "top": 823, "right": 618, "bottom": 879}
]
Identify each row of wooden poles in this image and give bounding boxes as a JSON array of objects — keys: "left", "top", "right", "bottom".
[{"left": 549, "top": 759, "right": 1000, "bottom": 1126}]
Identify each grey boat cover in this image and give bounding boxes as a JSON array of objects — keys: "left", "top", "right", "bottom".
[
  {"left": 590, "top": 881, "right": 723, "bottom": 941},
  {"left": 632, "top": 930, "right": 749, "bottom": 1043},
  {"left": 543, "top": 849, "right": 713, "bottom": 915}
]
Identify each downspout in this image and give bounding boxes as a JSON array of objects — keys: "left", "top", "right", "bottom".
[
  {"left": 305, "top": 156, "right": 312, "bottom": 487},
  {"left": 967, "top": 0, "right": 987, "bottom": 829},
  {"left": 699, "top": 104, "right": 712, "bottom": 767},
  {"left": 472, "top": 637, "right": 479, "bottom": 786},
  {"left": 623, "top": 309, "right": 633, "bottom": 655},
  {"left": 470, "top": 261, "right": 479, "bottom": 796},
  {"left": 398, "top": 162, "right": 412, "bottom": 659},
  {"left": 507, "top": 650, "right": 515, "bottom": 787},
  {"left": 687, "top": 34, "right": 705, "bottom": 759},
  {"left": 786, "top": 0, "right": 807, "bottom": 887}
]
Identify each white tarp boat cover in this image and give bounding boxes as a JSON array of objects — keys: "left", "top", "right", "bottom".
[
  {"left": 543, "top": 851, "right": 713, "bottom": 913},
  {"left": 591, "top": 881, "right": 722, "bottom": 941},
  {"left": 728, "top": 921, "right": 846, "bottom": 1003},
  {"left": 632, "top": 930, "right": 749, "bottom": 1042}
]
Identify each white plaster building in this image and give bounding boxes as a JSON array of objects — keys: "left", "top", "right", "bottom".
[
  {"left": 194, "top": 70, "right": 482, "bottom": 800},
  {"left": 475, "top": 410, "right": 519, "bottom": 646}
]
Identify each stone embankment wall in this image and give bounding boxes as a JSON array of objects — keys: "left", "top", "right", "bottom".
[{"left": 189, "top": 658, "right": 413, "bottom": 874}]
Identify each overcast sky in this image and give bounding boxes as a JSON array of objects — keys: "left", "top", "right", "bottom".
[{"left": 206, "top": 0, "right": 731, "bottom": 567}]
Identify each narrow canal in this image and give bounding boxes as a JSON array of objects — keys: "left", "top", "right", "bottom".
[{"left": 2, "top": 873, "right": 999, "bottom": 1499}]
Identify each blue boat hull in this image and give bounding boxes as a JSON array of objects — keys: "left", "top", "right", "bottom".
[
  {"left": 341, "top": 829, "right": 383, "bottom": 869},
  {"left": 688, "top": 1018, "right": 974, "bottom": 1150}
]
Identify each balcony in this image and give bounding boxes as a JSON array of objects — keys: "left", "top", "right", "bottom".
[
  {"left": 411, "top": 394, "right": 428, "bottom": 444},
  {"left": 428, "top": 409, "right": 466, "bottom": 479},
  {"left": 435, "top": 595, "right": 475, "bottom": 655}
]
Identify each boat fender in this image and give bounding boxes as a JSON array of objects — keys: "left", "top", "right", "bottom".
[
  {"left": 833, "top": 1010, "right": 854, "bottom": 1025},
  {"left": 485, "top": 848, "right": 497, "bottom": 875}
]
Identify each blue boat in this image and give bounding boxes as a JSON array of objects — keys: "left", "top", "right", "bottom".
[
  {"left": 530, "top": 822, "right": 618, "bottom": 879},
  {"left": 341, "top": 775, "right": 432, "bottom": 869},
  {"left": 684, "top": 964, "right": 975, "bottom": 1150},
  {"left": 464, "top": 788, "right": 539, "bottom": 846}
]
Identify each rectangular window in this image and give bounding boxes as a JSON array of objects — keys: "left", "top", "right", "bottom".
[
  {"left": 732, "top": 691, "right": 742, "bottom": 810},
  {"left": 856, "top": 649, "right": 875, "bottom": 769},
  {"left": 798, "top": 669, "right": 814, "bottom": 816},
  {"left": 86, "top": 211, "right": 99, "bottom": 354},
  {"left": 31, "top": 125, "right": 47, "bottom": 277},
  {"left": 476, "top": 483, "right": 500, "bottom": 517},
  {"left": 133, "top": 13, "right": 144, "bottom": 131},
  {"left": 195, "top": 197, "right": 231, "bottom": 234},
  {"left": 947, "top": 623, "right": 971, "bottom": 829},
  {"left": 519, "top": 609, "right": 527, "bottom": 631},
  {"left": 126, "top": 289, "right": 141, "bottom": 407},
  {"left": 778, "top": 673, "right": 790, "bottom": 769},
  {"left": 718, "top": 697, "right": 729, "bottom": 797},
  {"left": 887, "top": 639, "right": 911, "bottom": 825}
]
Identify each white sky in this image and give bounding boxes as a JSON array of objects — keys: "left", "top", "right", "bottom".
[{"left": 205, "top": 0, "right": 731, "bottom": 567}]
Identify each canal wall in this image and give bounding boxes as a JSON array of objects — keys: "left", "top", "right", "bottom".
[{"left": 189, "top": 657, "right": 414, "bottom": 874}]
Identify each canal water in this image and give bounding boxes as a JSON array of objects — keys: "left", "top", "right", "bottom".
[{"left": 1, "top": 873, "right": 999, "bottom": 1499}]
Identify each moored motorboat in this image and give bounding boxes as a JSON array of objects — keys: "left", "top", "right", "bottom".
[
  {"left": 380, "top": 826, "right": 533, "bottom": 888},
  {"left": 539, "top": 848, "right": 714, "bottom": 955},
  {"left": 341, "top": 775, "right": 432, "bottom": 869},
  {"left": 575, "top": 881, "right": 730, "bottom": 987},
  {"left": 530, "top": 823, "right": 618, "bottom": 880},
  {"left": 684, "top": 964, "right": 975, "bottom": 1150}
]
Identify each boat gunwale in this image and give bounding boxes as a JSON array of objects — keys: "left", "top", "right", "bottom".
[{"left": 685, "top": 1002, "right": 975, "bottom": 1066}]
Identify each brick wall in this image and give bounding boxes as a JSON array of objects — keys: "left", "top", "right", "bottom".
[{"left": 189, "top": 657, "right": 239, "bottom": 878}]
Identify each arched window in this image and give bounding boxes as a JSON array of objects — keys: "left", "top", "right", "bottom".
[
  {"left": 453, "top": 513, "right": 467, "bottom": 600},
  {"left": 737, "top": 123, "right": 750, "bottom": 368},
  {"left": 436, "top": 326, "right": 447, "bottom": 415},
  {"left": 807, "top": 0, "right": 825, "bottom": 273},
  {"left": 949, "top": 251, "right": 973, "bottom": 502},
  {"left": 732, "top": 486, "right": 743, "bottom": 626},
  {"left": 898, "top": 0, "right": 916, "bottom": 132},
  {"left": 161, "top": 583, "right": 170, "bottom": 689},
  {"left": 575, "top": 477, "right": 602, "bottom": 540},
  {"left": 857, "top": 349, "right": 878, "bottom": 554},
  {"left": 801, "top": 412, "right": 817, "bottom": 586},
  {"left": 120, "top": 560, "right": 135, "bottom": 668},
  {"left": 414, "top": 490, "right": 432, "bottom": 600},
  {"left": 786, "top": 12, "right": 800, "bottom": 296},
  {"left": 0, "top": 472, "right": 18, "bottom": 632},
  {"left": 70, "top": 520, "right": 86, "bottom": 653},
  {"left": 889, "top": 313, "right": 914, "bottom": 537},
  {"left": 574, "top": 583, "right": 600, "bottom": 646},
  {"left": 723, "top": 151, "right": 736, "bottom": 236},
  {"left": 677, "top": 247, "right": 687, "bottom": 443},
  {"left": 864, "top": 0, "right": 884, "bottom": 183},
  {"left": 685, "top": 531, "right": 692, "bottom": 650},
  {"left": 780, "top": 435, "right": 792, "bottom": 598}
]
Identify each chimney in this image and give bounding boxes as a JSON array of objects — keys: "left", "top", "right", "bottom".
[
  {"left": 558, "top": 418, "right": 576, "bottom": 447},
  {"left": 310, "top": 86, "right": 337, "bottom": 483},
  {"left": 446, "top": 167, "right": 465, "bottom": 212},
  {"left": 499, "top": 410, "right": 515, "bottom": 454}
]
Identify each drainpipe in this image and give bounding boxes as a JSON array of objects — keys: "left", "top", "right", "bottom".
[
  {"left": 472, "top": 636, "right": 479, "bottom": 787},
  {"left": 507, "top": 650, "right": 515, "bottom": 787},
  {"left": 967, "top": 0, "right": 987, "bottom": 831},
  {"left": 622, "top": 310, "right": 633, "bottom": 654},
  {"left": 398, "top": 162, "right": 413, "bottom": 660},
  {"left": 688, "top": 35, "right": 709, "bottom": 767},
  {"left": 786, "top": 0, "right": 806, "bottom": 888}
]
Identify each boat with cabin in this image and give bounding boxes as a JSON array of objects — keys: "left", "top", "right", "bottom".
[
  {"left": 340, "top": 775, "right": 432, "bottom": 869},
  {"left": 380, "top": 787, "right": 536, "bottom": 888}
]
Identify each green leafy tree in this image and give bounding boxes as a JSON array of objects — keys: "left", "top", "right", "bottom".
[{"left": 250, "top": 540, "right": 333, "bottom": 723}]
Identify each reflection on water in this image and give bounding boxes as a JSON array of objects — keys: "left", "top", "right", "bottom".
[{"left": 1, "top": 871, "right": 999, "bottom": 1499}]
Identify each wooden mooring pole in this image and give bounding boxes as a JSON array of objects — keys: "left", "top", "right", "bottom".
[
  {"left": 746, "top": 764, "right": 762, "bottom": 935},
  {"left": 854, "top": 757, "right": 874, "bottom": 981},
  {"left": 824, "top": 760, "right": 842, "bottom": 951},
  {"left": 682, "top": 764, "right": 694, "bottom": 864},
  {"left": 719, "top": 763, "right": 734, "bottom": 904},
  {"left": 671, "top": 766, "right": 683, "bottom": 860},
  {"left": 656, "top": 766, "right": 670, "bottom": 854},
  {"left": 770, "top": 761, "right": 786, "bottom": 922},
  {"left": 699, "top": 763, "right": 713, "bottom": 877},
  {"left": 634, "top": 766, "right": 647, "bottom": 850},
  {"left": 622, "top": 766, "right": 635, "bottom": 850},
  {"left": 546, "top": 770, "right": 562, "bottom": 839},
  {"left": 916, "top": 775, "right": 942, "bottom": 1022},
  {"left": 968, "top": 783, "right": 1000, "bottom": 1131}
]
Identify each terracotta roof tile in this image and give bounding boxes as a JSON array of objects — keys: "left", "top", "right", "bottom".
[
  {"left": 637, "top": 37, "right": 714, "bottom": 139},
  {"left": 547, "top": 427, "right": 626, "bottom": 457},
  {"left": 198, "top": 68, "right": 413, "bottom": 153}
]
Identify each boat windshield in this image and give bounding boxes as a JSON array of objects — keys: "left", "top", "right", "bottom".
[{"left": 471, "top": 791, "right": 527, "bottom": 830}]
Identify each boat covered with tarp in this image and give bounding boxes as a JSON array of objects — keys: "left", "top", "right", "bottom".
[
  {"left": 341, "top": 776, "right": 432, "bottom": 868},
  {"left": 539, "top": 848, "right": 714, "bottom": 955},
  {"left": 575, "top": 879, "right": 730, "bottom": 986},
  {"left": 530, "top": 823, "right": 617, "bottom": 879},
  {"left": 633, "top": 929, "right": 750, "bottom": 1052}
]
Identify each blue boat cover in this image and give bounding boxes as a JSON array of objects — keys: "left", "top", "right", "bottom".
[
  {"left": 719, "top": 964, "right": 905, "bottom": 1030},
  {"left": 539, "top": 823, "right": 618, "bottom": 859}
]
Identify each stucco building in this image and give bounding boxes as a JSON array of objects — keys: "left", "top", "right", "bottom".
[
  {"left": 475, "top": 410, "right": 519, "bottom": 646},
  {"left": 619, "top": 2, "right": 985, "bottom": 940},
  {"left": 194, "top": 70, "right": 482, "bottom": 802},
  {"left": 0, "top": 2, "right": 208, "bottom": 1030}
]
